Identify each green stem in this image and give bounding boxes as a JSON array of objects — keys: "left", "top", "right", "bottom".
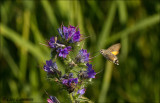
[
  {"left": 70, "top": 93, "right": 74, "bottom": 103},
  {"left": 98, "top": 61, "right": 113, "bottom": 103}
]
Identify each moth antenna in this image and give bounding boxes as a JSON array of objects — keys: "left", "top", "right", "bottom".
[
  {"left": 96, "top": 68, "right": 104, "bottom": 74},
  {"left": 83, "top": 36, "right": 91, "bottom": 39},
  {"left": 89, "top": 53, "right": 100, "bottom": 59},
  {"left": 81, "top": 36, "right": 91, "bottom": 41}
]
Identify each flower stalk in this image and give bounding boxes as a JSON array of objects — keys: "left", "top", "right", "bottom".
[{"left": 42, "top": 24, "right": 97, "bottom": 103}]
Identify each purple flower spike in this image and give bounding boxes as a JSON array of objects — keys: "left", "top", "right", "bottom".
[
  {"left": 86, "top": 63, "right": 96, "bottom": 78},
  {"left": 57, "top": 46, "right": 71, "bottom": 58},
  {"left": 43, "top": 59, "right": 58, "bottom": 73},
  {"left": 77, "top": 88, "right": 86, "bottom": 96},
  {"left": 47, "top": 96, "right": 60, "bottom": 103},
  {"left": 76, "top": 49, "right": 90, "bottom": 63}
]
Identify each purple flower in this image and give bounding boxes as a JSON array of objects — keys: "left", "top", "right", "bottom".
[
  {"left": 62, "top": 78, "right": 78, "bottom": 85},
  {"left": 48, "top": 36, "right": 65, "bottom": 48},
  {"left": 48, "top": 37, "right": 56, "bottom": 48},
  {"left": 58, "top": 25, "right": 81, "bottom": 43},
  {"left": 57, "top": 46, "right": 71, "bottom": 58},
  {"left": 63, "top": 26, "right": 69, "bottom": 40},
  {"left": 47, "top": 98, "right": 53, "bottom": 103},
  {"left": 77, "top": 88, "right": 86, "bottom": 96},
  {"left": 62, "top": 78, "right": 78, "bottom": 93},
  {"left": 47, "top": 96, "right": 60, "bottom": 103},
  {"left": 86, "top": 63, "right": 96, "bottom": 78},
  {"left": 68, "top": 26, "right": 76, "bottom": 38},
  {"left": 43, "top": 59, "right": 58, "bottom": 73},
  {"left": 79, "top": 63, "right": 96, "bottom": 79},
  {"left": 76, "top": 49, "right": 90, "bottom": 63},
  {"left": 72, "top": 31, "right": 81, "bottom": 42},
  {"left": 62, "top": 79, "right": 68, "bottom": 84},
  {"left": 68, "top": 78, "right": 78, "bottom": 84}
]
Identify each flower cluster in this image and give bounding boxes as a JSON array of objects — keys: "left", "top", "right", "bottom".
[
  {"left": 42, "top": 25, "right": 96, "bottom": 103},
  {"left": 75, "top": 49, "right": 90, "bottom": 63},
  {"left": 56, "top": 46, "right": 71, "bottom": 58},
  {"left": 48, "top": 37, "right": 71, "bottom": 58},
  {"left": 57, "top": 25, "right": 81, "bottom": 43}
]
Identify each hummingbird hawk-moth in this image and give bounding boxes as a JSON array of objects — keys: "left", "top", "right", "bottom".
[{"left": 100, "top": 43, "right": 121, "bottom": 65}]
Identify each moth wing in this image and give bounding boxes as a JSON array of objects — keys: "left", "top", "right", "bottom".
[
  {"left": 107, "top": 43, "right": 121, "bottom": 55},
  {"left": 101, "top": 50, "right": 117, "bottom": 61},
  {"left": 100, "top": 49, "right": 119, "bottom": 65},
  {"left": 105, "top": 51, "right": 118, "bottom": 62}
]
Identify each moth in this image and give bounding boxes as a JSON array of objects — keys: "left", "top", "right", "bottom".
[{"left": 100, "top": 43, "right": 121, "bottom": 65}]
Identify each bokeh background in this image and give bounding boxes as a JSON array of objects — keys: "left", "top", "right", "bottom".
[{"left": 0, "top": 0, "right": 160, "bottom": 103}]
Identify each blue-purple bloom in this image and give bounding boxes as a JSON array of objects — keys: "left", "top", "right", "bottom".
[
  {"left": 57, "top": 46, "right": 72, "bottom": 58},
  {"left": 62, "top": 78, "right": 78, "bottom": 93},
  {"left": 68, "top": 78, "right": 78, "bottom": 84},
  {"left": 72, "top": 31, "right": 81, "bottom": 42},
  {"left": 62, "top": 78, "right": 78, "bottom": 85},
  {"left": 57, "top": 25, "right": 81, "bottom": 43},
  {"left": 86, "top": 63, "right": 96, "bottom": 78},
  {"left": 47, "top": 96, "right": 60, "bottom": 103},
  {"left": 48, "top": 36, "right": 65, "bottom": 48},
  {"left": 44, "top": 59, "right": 58, "bottom": 73},
  {"left": 48, "top": 37, "right": 56, "bottom": 48},
  {"left": 76, "top": 49, "right": 90, "bottom": 63},
  {"left": 77, "top": 88, "right": 86, "bottom": 96}
]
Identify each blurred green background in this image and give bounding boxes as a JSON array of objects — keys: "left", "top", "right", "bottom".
[{"left": 0, "top": 0, "right": 160, "bottom": 103}]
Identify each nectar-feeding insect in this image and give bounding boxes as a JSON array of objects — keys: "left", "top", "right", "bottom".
[{"left": 100, "top": 43, "right": 121, "bottom": 65}]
